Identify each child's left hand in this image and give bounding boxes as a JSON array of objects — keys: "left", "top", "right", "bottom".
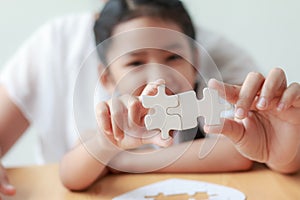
[
  {"left": 96, "top": 79, "right": 173, "bottom": 150},
  {"left": 205, "top": 68, "right": 300, "bottom": 173}
]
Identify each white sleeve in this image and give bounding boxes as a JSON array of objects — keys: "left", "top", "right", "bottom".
[
  {"left": 0, "top": 21, "right": 59, "bottom": 122},
  {"left": 197, "top": 26, "right": 260, "bottom": 85}
]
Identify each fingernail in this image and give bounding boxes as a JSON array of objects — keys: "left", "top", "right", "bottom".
[
  {"left": 257, "top": 97, "right": 267, "bottom": 109},
  {"left": 115, "top": 136, "right": 120, "bottom": 141},
  {"left": 212, "top": 78, "right": 221, "bottom": 83},
  {"left": 208, "top": 78, "right": 219, "bottom": 87},
  {"left": 235, "top": 108, "right": 245, "bottom": 119},
  {"left": 155, "top": 79, "right": 165, "bottom": 84},
  {"left": 277, "top": 102, "right": 285, "bottom": 111},
  {"left": 5, "top": 184, "right": 15, "bottom": 190}
]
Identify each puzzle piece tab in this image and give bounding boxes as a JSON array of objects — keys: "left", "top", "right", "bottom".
[{"left": 142, "top": 85, "right": 178, "bottom": 109}]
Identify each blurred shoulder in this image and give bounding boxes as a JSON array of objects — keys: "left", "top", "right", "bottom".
[{"left": 43, "top": 12, "right": 95, "bottom": 35}]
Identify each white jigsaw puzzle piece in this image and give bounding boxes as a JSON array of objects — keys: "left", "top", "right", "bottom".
[
  {"left": 167, "top": 91, "right": 198, "bottom": 130},
  {"left": 168, "top": 88, "right": 231, "bottom": 127},
  {"left": 144, "top": 105, "right": 181, "bottom": 139},
  {"left": 142, "top": 85, "right": 231, "bottom": 139},
  {"left": 142, "top": 85, "right": 180, "bottom": 139},
  {"left": 198, "top": 88, "right": 229, "bottom": 125}
]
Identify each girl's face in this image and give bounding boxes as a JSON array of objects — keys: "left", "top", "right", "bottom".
[{"left": 100, "top": 17, "right": 198, "bottom": 96}]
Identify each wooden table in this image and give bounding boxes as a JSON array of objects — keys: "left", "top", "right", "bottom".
[{"left": 5, "top": 163, "right": 300, "bottom": 200}]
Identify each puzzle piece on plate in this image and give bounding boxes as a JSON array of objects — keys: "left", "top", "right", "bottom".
[{"left": 141, "top": 85, "right": 230, "bottom": 139}]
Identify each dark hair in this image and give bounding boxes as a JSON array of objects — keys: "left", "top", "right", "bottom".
[{"left": 94, "top": 0, "right": 196, "bottom": 63}]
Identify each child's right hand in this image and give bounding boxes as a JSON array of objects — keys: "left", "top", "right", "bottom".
[
  {"left": 95, "top": 79, "right": 173, "bottom": 150},
  {"left": 0, "top": 162, "right": 16, "bottom": 199}
]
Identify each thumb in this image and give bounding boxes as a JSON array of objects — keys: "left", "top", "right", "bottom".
[
  {"left": 141, "top": 79, "right": 166, "bottom": 96},
  {"left": 204, "top": 118, "right": 245, "bottom": 144},
  {"left": 208, "top": 79, "right": 241, "bottom": 105},
  {"left": 139, "top": 79, "right": 166, "bottom": 126}
]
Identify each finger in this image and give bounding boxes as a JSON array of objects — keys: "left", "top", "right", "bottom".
[
  {"left": 208, "top": 79, "right": 241, "bottom": 104},
  {"left": 110, "top": 98, "right": 127, "bottom": 141},
  {"left": 204, "top": 118, "right": 245, "bottom": 144},
  {"left": 0, "top": 182, "right": 16, "bottom": 196},
  {"left": 235, "top": 72, "right": 265, "bottom": 119},
  {"left": 208, "top": 78, "right": 260, "bottom": 114},
  {"left": 257, "top": 68, "right": 287, "bottom": 110},
  {"left": 128, "top": 96, "right": 147, "bottom": 127},
  {"left": 277, "top": 82, "right": 300, "bottom": 111},
  {"left": 96, "top": 102, "right": 113, "bottom": 135},
  {"left": 141, "top": 79, "right": 165, "bottom": 96},
  {"left": 0, "top": 165, "right": 16, "bottom": 196}
]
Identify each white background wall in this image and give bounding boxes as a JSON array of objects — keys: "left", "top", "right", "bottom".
[{"left": 1, "top": 0, "right": 299, "bottom": 166}]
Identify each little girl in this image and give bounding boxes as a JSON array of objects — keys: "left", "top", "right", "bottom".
[{"left": 59, "top": 0, "right": 300, "bottom": 191}]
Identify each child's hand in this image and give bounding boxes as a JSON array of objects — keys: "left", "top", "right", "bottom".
[
  {"left": 0, "top": 163, "right": 16, "bottom": 198},
  {"left": 95, "top": 79, "right": 173, "bottom": 150},
  {"left": 205, "top": 68, "right": 300, "bottom": 173}
]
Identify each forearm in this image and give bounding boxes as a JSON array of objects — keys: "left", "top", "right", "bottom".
[
  {"left": 158, "top": 136, "right": 253, "bottom": 173},
  {"left": 110, "top": 135, "right": 253, "bottom": 173},
  {"left": 59, "top": 133, "right": 121, "bottom": 190},
  {"left": 267, "top": 144, "right": 300, "bottom": 174},
  {"left": 0, "top": 86, "right": 29, "bottom": 156}
]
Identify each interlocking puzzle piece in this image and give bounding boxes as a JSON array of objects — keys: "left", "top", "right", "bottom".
[
  {"left": 142, "top": 85, "right": 180, "bottom": 139},
  {"left": 167, "top": 91, "right": 198, "bottom": 130},
  {"left": 199, "top": 88, "right": 229, "bottom": 124},
  {"left": 144, "top": 105, "right": 181, "bottom": 139},
  {"left": 142, "top": 85, "right": 230, "bottom": 140},
  {"left": 168, "top": 88, "right": 229, "bottom": 126}
]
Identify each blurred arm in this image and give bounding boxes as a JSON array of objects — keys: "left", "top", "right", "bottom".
[{"left": 0, "top": 85, "right": 29, "bottom": 156}]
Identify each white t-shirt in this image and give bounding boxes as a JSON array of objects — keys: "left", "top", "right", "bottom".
[{"left": 0, "top": 13, "right": 259, "bottom": 164}]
